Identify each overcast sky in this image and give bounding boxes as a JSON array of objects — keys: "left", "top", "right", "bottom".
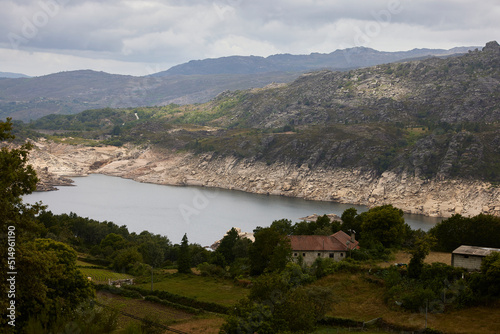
[{"left": 0, "top": 0, "right": 498, "bottom": 77}]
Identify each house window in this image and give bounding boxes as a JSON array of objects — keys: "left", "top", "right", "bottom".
[
  {"left": 302, "top": 253, "right": 306, "bottom": 257},
  {"left": 293, "top": 253, "right": 297, "bottom": 257},
  {"left": 340, "top": 253, "right": 344, "bottom": 257},
  {"left": 329, "top": 253, "right": 334, "bottom": 258},
  {"left": 317, "top": 253, "right": 321, "bottom": 257}
]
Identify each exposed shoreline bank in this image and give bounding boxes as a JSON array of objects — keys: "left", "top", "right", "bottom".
[{"left": 29, "top": 140, "right": 500, "bottom": 218}]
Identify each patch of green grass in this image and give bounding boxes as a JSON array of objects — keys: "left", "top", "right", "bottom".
[
  {"left": 315, "top": 272, "right": 500, "bottom": 334},
  {"left": 46, "top": 135, "right": 100, "bottom": 146},
  {"left": 78, "top": 267, "right": 134, "bottom": 284},
  {"left": 135, "top": 273, "right": 249, "bottom": 306},
  {"left": 97, "top": 290, "right": 197, "bottom": 333},
  {"left": 76, "top": 259, "right": 98, "bottom": 267}
]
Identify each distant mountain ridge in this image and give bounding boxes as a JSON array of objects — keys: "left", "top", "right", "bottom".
[
  {"left": 0, "top": 71, "right": 30, "bottom": 79},
  {"left": 0, "top": 45, "right": 479, "bottom": 121},
  {"left": 153, "top": 46, "right": 478, "bottom": 76}
]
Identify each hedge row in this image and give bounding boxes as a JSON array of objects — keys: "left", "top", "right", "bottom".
[
  {"left": 94, "top": 284, "right": 142, "bottom": 299},
  {"left": 319, "top": 316, "right": 443, "bottom": 334},
  {"left": 318, "top": 316, "right": 363, "bottom": 328},
  {"left": 124, "top": 286, "right": 230, "bottom": 314},
  {"left": 144, "top": 295, "right": 202, "bottom": 315}
]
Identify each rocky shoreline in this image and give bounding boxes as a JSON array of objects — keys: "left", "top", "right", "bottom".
[{"left": 29, "top": 140, "right": 500, "bottom": 218}]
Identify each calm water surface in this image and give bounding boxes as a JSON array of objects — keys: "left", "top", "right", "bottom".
[{"left": 24, "top": 174, "right": 441, "bottom": 246}]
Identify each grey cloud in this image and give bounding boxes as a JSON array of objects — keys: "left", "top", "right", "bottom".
[{"left": 0, "top": 0, "right": 497, "bottom": 75}]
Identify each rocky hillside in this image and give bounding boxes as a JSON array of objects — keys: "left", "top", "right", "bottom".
[
  {"left": 209, "top": 41, "right": 500, "bottom": 129},
  {"left": 27, "top": 141, "right": 500, "bottom": 218},
  {"left": 20, "top": 42, "right": 500, "bottom": 217}
]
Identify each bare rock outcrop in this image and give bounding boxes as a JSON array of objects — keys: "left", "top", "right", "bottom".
[{"left": 28, "top": 140, "right": 500, "bottom": 218}]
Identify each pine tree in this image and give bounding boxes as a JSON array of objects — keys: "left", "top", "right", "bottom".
[{"left": 177, "top": 233, "right": 191, "bottom": 274}]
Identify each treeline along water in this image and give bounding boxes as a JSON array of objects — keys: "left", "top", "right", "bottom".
[{"left": 23, "top": 174, "right": 441, "bottom": 246}]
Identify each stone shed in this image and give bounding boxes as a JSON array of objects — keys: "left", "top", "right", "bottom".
[{"left": 451, "top": 245, "right": 500, "bottom": 271}]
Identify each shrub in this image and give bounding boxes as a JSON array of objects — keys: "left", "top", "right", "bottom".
[{"left": 197, "top": 262, "right": 227, "bottom": 278}]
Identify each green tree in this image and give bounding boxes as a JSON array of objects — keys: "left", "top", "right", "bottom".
[
  {"left": 249, "top": 227, "right": 292, "bottom": 275},
  {"left": 0, "top": 119, "right": 64, "bottom": 330},
  {"left": 292, "top": 220, "right": 313, "bottom": 235},
  {"left": 429, "top": 214, "right": 500, "bottom": 252},
  {"left": 139, "top": 241, "right": 164, "bottom": 268},
  {"left": 100, "top": 233, "right": 127, "bottom": 250},
  {"left": 480, "top": 252, "right": 500, "bottom": 296},
  {"left": 270, "top": 219, "right": 294, "bottom": 235},
  {"left": 177, "top": 234, "right": 191, "bottom": 273},
  {"left": 291, "top": 215, "right": 340, "bottom": 236},
  {"left": 470, "top": 252, "right": 500, "bottom": 298},
  {"left": 100, "top": 232, "right": 128, "bottom": 257},
  {"left": 428, "top": 214, "right": 469, "bottom": 251},
  {"left": 232, "top": 237, "right": 252, "bottom": 260},
  {"left": 315, "top": 214, "right": 332, "bottom": 232},
  {"left": 408, "top": 234, "right": 436, "bottom": 278},
  {"left": 223, "top": 265, "right": 330, "bottom": 333},
  {"left": 467, "top": 214, "right": 500, "bottom": 248},
  {"left": 189, "top": 243, "right": 210, "bottom": 267},
  {"left": 359, "top": 205, "right": 408, "bottom": 248},
  {"left": 31, "top": 239, "right": 95, "bottom": 322},
  {"left": 112, "top": 247, "right": 143, "bottom": 273},
  {"left": 214, "top": 227, "right": 240, "bottom": 265},
  {"left": 341, "top": 207, "right": 362, "bottom": 236}
]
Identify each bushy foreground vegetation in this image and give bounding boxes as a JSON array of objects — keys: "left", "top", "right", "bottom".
[{"left": 2, "top": 118, "right": 500, "bottom": 333}]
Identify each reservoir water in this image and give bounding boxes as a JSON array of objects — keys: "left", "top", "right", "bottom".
[{"left": 23, "top": 174, "right": 441, "bottom": 246}]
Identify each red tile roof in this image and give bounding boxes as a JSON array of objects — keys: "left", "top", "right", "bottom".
[{"left": 289, "top": 231, "right": 359, "bottom": 251}]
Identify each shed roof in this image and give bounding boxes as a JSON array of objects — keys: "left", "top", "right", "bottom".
[
  {"left": 289, "top": 231, "right": 359, "bottom": 251},
  {"left": 452, "top": 245, "right": 500, "bottom": 257}
]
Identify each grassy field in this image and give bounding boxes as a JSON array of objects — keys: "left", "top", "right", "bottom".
[
  {"left": 314, "top": 271, "right": 500, "bottom": 334},
  {"left": 97, "top": 291, "right": 225, "bottom": 334},
  {"left": 77, "top": 264, "right": 134, "bottom": 284},
  {"left": 135, "top": 273, "right": 249, "bottom": 306},
  {"left": 93, "top": 254, "right": 500, "bottom": 333},
  {"left": 76, "top": 259, "right": 99, "bottom": 266},
  {"left": 378, "top": 250, "right": 452, "bottom": 267}
]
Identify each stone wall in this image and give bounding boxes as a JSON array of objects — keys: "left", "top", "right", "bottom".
[{"left": 451, "top": 254, "right": 483, "bottom": 271}]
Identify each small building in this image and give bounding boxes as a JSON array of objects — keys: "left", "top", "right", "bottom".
[
  {"left": 451, "top": 245, "right": 500, "bottom": 271},
  {"left": 108, "top": 278, "right": 134, "bottom": 287},
  {"left": 289, "top": 231, "right": 359, "bottom": 266}
]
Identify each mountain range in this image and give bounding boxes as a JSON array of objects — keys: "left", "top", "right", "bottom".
[
  {"left": 154, "top": 46, "right": 476, "bottom": 76},
  {"left": 0, "top": 71, "right": 30, "bottom": 79},
  {"left": 0, "top": 45, "right": 478, "bottom": 122},
  {"left": 27, "top": 41, "right": 500, "bottom": 184}
]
